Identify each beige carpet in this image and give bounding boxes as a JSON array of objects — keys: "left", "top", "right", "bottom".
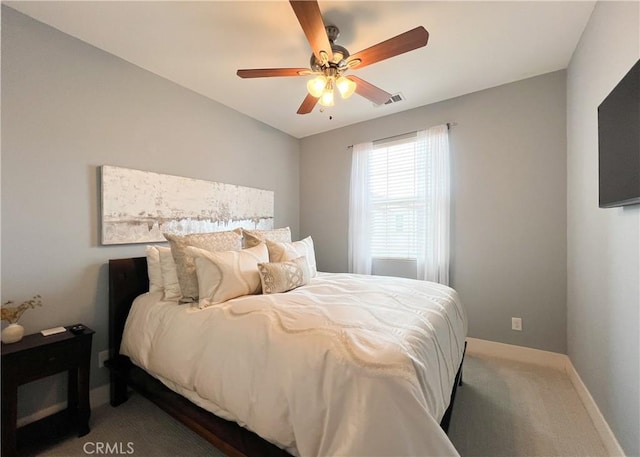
[
  {"left": 34, "top": 393, "right": 222, "bottom": 457},
  {"left": 448, "top": 354, "right": 608, "bottom": 457},
  {"left": 37, "top": 353, "right": 608, "bottom": 457}
]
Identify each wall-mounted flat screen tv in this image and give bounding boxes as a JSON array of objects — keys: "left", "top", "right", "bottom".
[{"left": 598, "top": 58, "right": 640, "bottom": 208}]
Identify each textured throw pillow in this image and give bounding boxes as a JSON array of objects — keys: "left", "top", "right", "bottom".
[
  {"left": 258, "top": 256, "right": 311, "bottom": 294},
  {"left": 164, "top": 230, "right": 242, "bottom": 302},
  {"left": 186, "top": 243, "right": 269, "bottom": 308},
  {"left": 243, "top": 227, "right": 292, "bottom": 248},
  {"left": 266, "top": 236, "right": 317, "bottom": 277},
  {"left": 157, "top": 246, "right": 181, "bottom": 301},
  {"left": 145, "top": 246, "right": 164, "bottom": 293}
]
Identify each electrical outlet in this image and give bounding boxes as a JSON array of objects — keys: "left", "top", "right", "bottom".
[
  {"left": 512, "top": 317, "right": 522, "bottom": 331},
  {"left": 98, "top": 350, "right": 109, "bottom": 368}
]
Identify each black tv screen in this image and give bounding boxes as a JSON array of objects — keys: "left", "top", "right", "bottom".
[{"left": 598, "top": 58, "right": 640, "bottom": 208}]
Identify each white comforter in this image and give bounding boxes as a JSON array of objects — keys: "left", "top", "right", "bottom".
[{"left": 121, "top": 272, "right": 467, "bottom": 456}]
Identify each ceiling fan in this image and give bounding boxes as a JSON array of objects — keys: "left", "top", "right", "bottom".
[{"left": 237, "top": 1, "right": 429, "bottom": 115}]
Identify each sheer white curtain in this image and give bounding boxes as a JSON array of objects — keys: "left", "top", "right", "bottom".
[
  {"left": 348, "top": 126, "right": 450, "bottom": 283},
  {"left": 348, "top": 142, "right": 373, "bottom": 274},
  {"left": 416, "top": 125, "right": 450, "bottom": 285}
]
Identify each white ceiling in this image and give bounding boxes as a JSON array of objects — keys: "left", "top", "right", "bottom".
[{"left": 6, "top": 1, "right": 596, "bottom": 139}]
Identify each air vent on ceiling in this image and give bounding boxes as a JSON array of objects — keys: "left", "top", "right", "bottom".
[
  {"left": 385, "top": 93, "right": 405, "bottom": 104},
  {"left": 375, "top": 93, "right": 405, "bottom": 107}
]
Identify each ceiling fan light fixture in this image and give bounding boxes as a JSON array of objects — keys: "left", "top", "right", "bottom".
[
  {"left": 307, "top": 75, "right": 327, "bottom": 98},
  {"left": 319, "top": 89, "right": 335, "bottom": 107},
  {"left": 319, "top": 79, "right": 335, "bottom": 107},
  {"left": 336, "top": 76, "right": 356, "bottom": 99}
]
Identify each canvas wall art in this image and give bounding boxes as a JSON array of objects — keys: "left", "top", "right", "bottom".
[{"left": 101, "top": 166, "right": 274, "bottom": 245}]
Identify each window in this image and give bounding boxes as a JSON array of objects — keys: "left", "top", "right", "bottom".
[
  {"left": 369, "top": 136, "right": 425, "bottom": 259},
  {"left": 348, "top": 125, "right": 450, "bottom": 284}
]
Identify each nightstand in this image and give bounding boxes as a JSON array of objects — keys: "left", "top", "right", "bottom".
[{"left": 1, "top": 324, "right": 95, "bottom": 456}]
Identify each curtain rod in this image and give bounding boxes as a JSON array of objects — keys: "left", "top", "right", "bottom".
[{"left": 346, "top": 122, "right": 456, "bottom": 149}]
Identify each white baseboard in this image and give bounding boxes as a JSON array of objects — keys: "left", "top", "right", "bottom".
[
  {"left": 564, "top": 359, "right": 626, "bottom": 457},
  {"left": 466, "top": 337, "right": 568, "bottom": 370},
  {"left": 17, "top": 383, "right": 110, "bottom": 428},
  {"left": 467, "top": 338, "right": 626, "bottom": 457}
]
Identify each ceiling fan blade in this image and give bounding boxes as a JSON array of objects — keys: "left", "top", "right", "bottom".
[
  {"left": 347, "top": 76, "right": 392, "bottom": 105},
  {"left": 297, "top": 93, "right": 319, "bottom": 115},
  {"left": 237, "top": 68, "right": 312, "bottom": 78},
  {"left": 347, "top": 26, "right": 429, "bottom": 70},
  {"left": 290, "top": 1, "right": 333, "bottom": 64}
]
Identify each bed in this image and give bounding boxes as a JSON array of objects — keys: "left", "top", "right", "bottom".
[{"left": 108, "top": 256, "right": 467, "bottom": 457}]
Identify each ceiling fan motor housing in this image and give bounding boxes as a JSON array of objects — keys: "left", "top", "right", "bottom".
[{"left": 310, "top": 25, "right": 350, "bottom": 71}]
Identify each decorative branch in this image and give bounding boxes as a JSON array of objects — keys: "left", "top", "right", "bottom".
[{"left": 1, "top": 295, "right": 43, "bottom": 324}]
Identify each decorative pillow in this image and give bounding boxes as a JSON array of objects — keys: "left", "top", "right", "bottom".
[
  {"left": 258, "top": 256, "right": 311, "bottom": 294},
  {"left": 145, "top": 246, "right": 164, "bottom": 293},
  {"left": 164, "top": 230, "right": 242, "bottom": 302},
  {"left": 266, "top": 236, "right": 317, "bottom": 277},
  {"left": 157, "top": 246, "right": 181, "bottom": 301},
  {"left": 243, "top": 227, "right": 292, "bottom": 248},
  {"left": 186, "top": 243, "right": 269, "bottom": 308}
]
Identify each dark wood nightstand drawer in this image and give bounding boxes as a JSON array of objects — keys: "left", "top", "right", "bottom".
[{"left": 13, "top": 339, "right": 84, "bottom": 382}]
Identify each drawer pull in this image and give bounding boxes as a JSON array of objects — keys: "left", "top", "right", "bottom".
[{"left": 48, "top": 356, "right": 56, "bottom": 362}]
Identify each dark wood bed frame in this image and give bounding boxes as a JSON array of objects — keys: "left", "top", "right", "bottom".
[{"left": 107, "top": 257, "right": 465, "bottom": 457}]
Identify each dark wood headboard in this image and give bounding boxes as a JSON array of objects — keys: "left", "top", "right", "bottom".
[{"left": 108, "top": 257, "right": 148, "bottom": 360}]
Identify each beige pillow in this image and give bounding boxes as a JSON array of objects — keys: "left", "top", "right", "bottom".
[
  {"left": 157, "top": 246, "right": 181, "bottom": 301},
  {"left": 186, "top": 243, "right": 269, "bottom": 308},
  {"left": 164, "top": 230, "right": 242, "bottom": 302},
  {"left": 145, "top": 246, "right": 164, "bottom": 293},
  {"left": 258, "top": 256, "right": 311, "bottom": 294},
  {"left": 243, "top": 227, "right": 291, "bottom": 248},
  {"left": 266, "top": 236, "right": 317, "bottom": 277}
]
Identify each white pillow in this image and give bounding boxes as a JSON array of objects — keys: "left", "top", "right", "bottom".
[
  {"left": 164, "top": 230, "right": 243, "bottom": 302},
  {"left": 266, "top": 236, "right": 317, "bottom": 277},
  {"left": 157, "top": 246, "right": 181, "bottom": 302},
  {"left": 186, "top": 243, "right": 269, "bottom": 308},
  {"left": 145, "top": 246, "right": 164, "bottom": 293}
]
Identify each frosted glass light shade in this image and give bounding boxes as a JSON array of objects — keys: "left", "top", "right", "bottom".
[
  {"left": 319, "top": 89, "right": 335, "bottom": 107},
  {"left": 336, "top": 76, "right": 356, "bottom": 99},
  {"left": 307, "top": 76, "right": 327, "bottom": 98}
]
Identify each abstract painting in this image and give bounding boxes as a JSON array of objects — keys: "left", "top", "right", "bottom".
[{"left": 101, "top": 165, "right": 274, "bottom": 245}]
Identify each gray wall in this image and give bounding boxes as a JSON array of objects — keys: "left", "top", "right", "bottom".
[
  {"left": 1, "top": 7, "right": 300, "bottom": 419},
  {"left": 11, "top": 6, "right": 637, "bottom": 450},
  {"left": 566, "top": 2, "right": 639, "bottom": 455},
  {"left": 300, "top": 71, "right": 567, "bottom": 353}
]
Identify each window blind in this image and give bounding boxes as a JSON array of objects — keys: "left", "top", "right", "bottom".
[{"left": 369, "top": 136, "right": 426, "bottom": 259}]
